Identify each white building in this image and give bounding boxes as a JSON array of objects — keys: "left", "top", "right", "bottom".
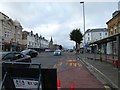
[
  {"left": 81, "top": 28, "right": 108, "bottom": 53},
  {"left": 82, "top": 28, "right": 108, "bottom": 45},
  {"left": 22, "top": 31, "right": 49, "bottom": 51}
]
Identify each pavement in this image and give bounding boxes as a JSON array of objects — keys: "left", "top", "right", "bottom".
[
  {"left": 55, "top": 54, "right": 105, "bottom": 89},
  {"left": 79, "top": 53, "right": 119, "bottom": 89}
]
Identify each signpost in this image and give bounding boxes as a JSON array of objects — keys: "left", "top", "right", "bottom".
[{"left": 1, "top": 62, "right": 57, "bottom": 90}]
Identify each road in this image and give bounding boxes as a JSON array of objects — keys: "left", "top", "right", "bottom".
[
  {"left": 1, "top": 52, "right": 118, "bottom": 89},
  {"left": 32, "top": 52, "right": 65, "bottom": 68},
  {"left": 32, "top": 52, "right": 104, "bottom": 89}
]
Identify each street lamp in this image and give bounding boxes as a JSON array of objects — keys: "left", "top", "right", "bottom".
[{"left": 80, "top": 1, "right": 86, "bottom": 53}]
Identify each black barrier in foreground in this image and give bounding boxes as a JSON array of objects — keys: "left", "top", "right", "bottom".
[
  {"left": 41, "top": 69, "right": 57, "bottom": 90},
  {"left": 1, "top": 62, "right": 57, "bottom": 90}
]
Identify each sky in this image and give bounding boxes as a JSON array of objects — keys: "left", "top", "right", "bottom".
[{"left": 0, "top": 0, "right": 119, "bottom": 49}]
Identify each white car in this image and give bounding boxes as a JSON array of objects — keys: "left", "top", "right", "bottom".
[{"left": 54, "top": 50, "right": 62, "bottom": 56}]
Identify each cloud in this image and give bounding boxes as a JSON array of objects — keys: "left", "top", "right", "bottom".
[
  {"left": 0, "top": 2, "right": 118, "bottom": 48},
  {"left": 0, "top": 0, "right": 120, "bottom": 2}
]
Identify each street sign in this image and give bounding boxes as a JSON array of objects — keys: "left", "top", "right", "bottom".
[
  {"left": 2, "top": 62, "right": 41, "bottom": 90},
  {"left": 13, "top": 78, "right": 39, "bottom": 89},
  {"left": 1, "top": 62, "right": 57, "bottom": 90}
]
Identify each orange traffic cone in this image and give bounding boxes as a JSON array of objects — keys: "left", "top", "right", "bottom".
[
  {"left": 71, "top": 82, "right": 74, "bottom": 90},
  {"left": 57, "top": 79, "right": 61, "bottom": 90}
]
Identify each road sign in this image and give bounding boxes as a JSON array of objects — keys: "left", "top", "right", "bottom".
[{"left": 1, "top": 62, "right": 57, "bottom": 90}]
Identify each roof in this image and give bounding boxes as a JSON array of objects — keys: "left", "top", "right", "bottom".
[
  {"left": 106, "top": 10, "right": 120, "bottom": 24},
  {"left": 85, "top": 28, "right": 107, "bottom": 35},
  {"left": 50, "top": 37, "right": 53, "bottom": 42},
  {"left": 0, "top": 12, "right": 9, "bottom": 19}
]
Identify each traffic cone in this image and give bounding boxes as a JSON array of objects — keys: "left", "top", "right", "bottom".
[
  {"left": 57, "top": 79, "right": 61, "bottom": 90},
  {"left": 70, "top": 82, "right": 74, "bottom": 90}
]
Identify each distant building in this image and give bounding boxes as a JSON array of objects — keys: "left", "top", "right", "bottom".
[
  {"left": 84, "top": 28, "right": 108, "bottom": 44},
  {"left": 49, "top": 37, "right": 54, "bottom": 51},
  {"left": 49, "top": 37, "right": 61, "bottom": 51},
  {"left": 22, "top": 30, "right": 49, "bottom": 51},
  {"left": 81, "top": 28, "right": 108, "bottom": 53}
]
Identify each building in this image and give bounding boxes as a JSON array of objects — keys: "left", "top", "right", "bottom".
[
  {"left": 106, "top": 10, "right": 120, "bottom": 54},
  {"left": 22, "top": 30, "right": 49, "bottom": 51},
  {"left": 81, "top": 28, "right": 108, "bottom": 53},
  {"left": 0, "top": 12, "right": 49, "bottom": 51},
  {"left": 107, "top": 10, "right": 120, "bottom": 36},
  {"left": 49, "top": 37, "right": 61, "bottom": 51},
  {"left": 84, "top": 28, "right": 108, "bottom": 44},
  {"left": 0, "top": 12, "right": 23, "bottom": 51},
  {"left": 49, "top": 37, "right": 54, "bottom": 51},
  {"left": 22, "top": 31, "right": 29, "bottom": 50}
]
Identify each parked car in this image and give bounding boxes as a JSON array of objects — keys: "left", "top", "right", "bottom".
[
  {"left": 1, "top": 52, "right": 31, "bottom": 63},
  {"left": 54, "top": 50, "right": 62, "bottom": 56},
  {"left": 21, "top": 49, "right": 38, "bottom": 58}
]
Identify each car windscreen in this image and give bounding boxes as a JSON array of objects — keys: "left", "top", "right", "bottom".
[
  {"left": 0, "top": 52, "right": 9, "bottom": 58},
  {"left": 21, "top": 50, "right": 30, "bottom": 54},
  {"left": 55, "top": 50, "right": 61, "bottom": 52}
]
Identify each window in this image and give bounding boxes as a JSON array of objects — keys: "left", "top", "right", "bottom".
[
  {"left": 3, "top": 53, "right": 14, "bottom": 61},
  {"left": 110, "top": 28, "right": 113, "bottom": 35},
  {"left": 114, "top": 26, "right": 117, "bottom": 34},
  {"left": 105, "top": 33, "right": 107, "bottom": 35},
  {"left": 14, "top": 53, "right": 24, "bottom": 60},
  {"left": 29, "top": 41, "right": 31, "bottom": 45},
  {"left": 118, "top": 22, "right": 120, "bottom": 33},
  {"left": 4, "top": 32, "right": 7, "bottom": 37},
  {"left": 88, "top": 37, "right": 90, "bottom": 41}
]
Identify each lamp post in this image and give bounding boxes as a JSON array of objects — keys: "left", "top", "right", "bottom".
[{"left": 80, "top": 1, "right": 86, "bottom": 54}]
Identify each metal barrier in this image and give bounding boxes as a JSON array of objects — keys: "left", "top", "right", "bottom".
[{"left": 1, "top": 62, "right": 57, "bottom": 90}]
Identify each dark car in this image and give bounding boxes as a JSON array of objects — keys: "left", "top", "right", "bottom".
[
  {"left": 21, "top": 49, "right": 38, "bottom": 58},
  {"left": 1, "top": 52, "right": 31, "bottom": 63}
]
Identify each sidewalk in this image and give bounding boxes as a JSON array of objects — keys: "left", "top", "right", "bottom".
[
  {"left": 79, "top": 53, "right": 118, "bottom": 89},
  {"left": 56, "top": 56, "right": 104, "bottom": 89}
]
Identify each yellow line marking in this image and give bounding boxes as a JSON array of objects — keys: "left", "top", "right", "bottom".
[
  {"left": 66, "top": 59, "right": 82, "bottom": 67},
  {"left": 53, "top": 61, "right": 63, "bottom": 68}
]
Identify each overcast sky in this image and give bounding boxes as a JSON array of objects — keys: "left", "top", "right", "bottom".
[{"left": 0, "top": 1, "right": 119, "bottom": 49}]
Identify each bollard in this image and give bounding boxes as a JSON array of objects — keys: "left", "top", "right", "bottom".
[
  {"left": 70, "top": 82, "right": 74, "bottom": 90},
  {"left": 57, "top": 79, "right": 61, "bottom": 90}
]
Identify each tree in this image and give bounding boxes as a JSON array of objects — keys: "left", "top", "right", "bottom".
[{"left": 70, "top": 28, "right": 83, "bottom": 53}]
